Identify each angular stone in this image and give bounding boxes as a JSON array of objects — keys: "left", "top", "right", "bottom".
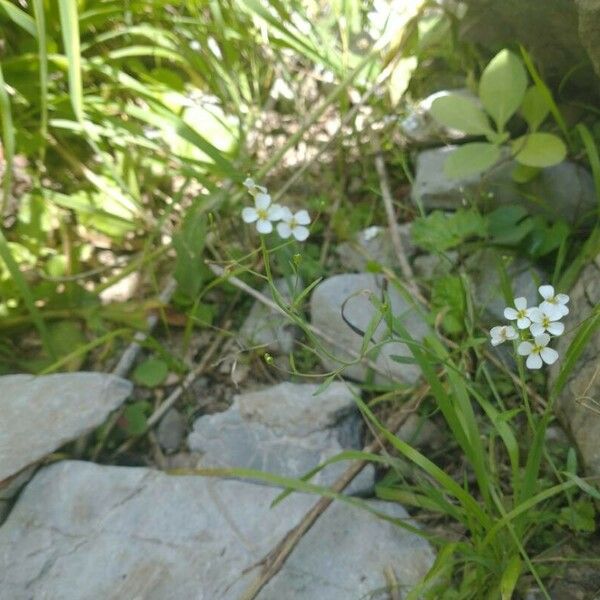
[
  {"left": 0, "top": 373, "right": 132, "bottom": 482},
  {"left": 466, "top": 249, "right": 546, "bottom": 322},
  {"left": 336, "top": 225, "right": 415, "bottom": 272},
  {"left": 578, "top": 0, "right": 600, "bottom": 81},
  {"left": 310, "top": 274, "right": 429, "bottom": 384},
  {"left": 0, "top": 461, "right": 435, "bottom": 599},
  {"left": 550, "top": 255, "right": 600, "bottom": 475},
  {"left": 259, "top": 500, "right": 435, "bottom": 599},
  {"left": 411, "top": 147, "right": 596, "bottom": 225},
  {"left": 188, "top": 382, "right": 374, "bottom": 493},
  {"left": 156, "top": 408, "right": 185, "bottom": 454},
  {"left": 240, "top": 278, "right": 298, "bottom": 354}
]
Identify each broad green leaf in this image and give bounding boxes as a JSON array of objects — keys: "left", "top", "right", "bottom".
[
  {"left": 512, "top": 133, "right": 566, "bottom": 168},
  {"left": 412, "top": 209, "right": 487, "bottom": 252},
  {"left": 429, "top": 94, "right": 493, "bottom": 136},
  {"left": 511, "top": 163, "right": 540, "bottom": 183},
  {"left": 444, "top": 142, "right": 501, "bottom": 179},
  {"left": 121, "top": 401, "right": 151, "bottom": 435},
  {"left": 47, "top": 321, "right": 87, "bottom": 371},
  {"left": 133, "top": 359, "right": 169, "bottom": 388},
  {"left": 520, "top": 86, "right": 550, "bottom": 130},
  {"left": 479, "top": 50, "right": 527, "bottom": 131}
]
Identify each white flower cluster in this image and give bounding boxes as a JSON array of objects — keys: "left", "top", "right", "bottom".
[
  {"left": 490, "top": 285, "right": 569, "bottom": 370},
  {"left": 241, "top": 178, "right": 311, "bottom": 241}
]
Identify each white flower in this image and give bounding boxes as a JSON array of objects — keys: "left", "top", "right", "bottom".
[
  {"left": 276, "top": 207, "right": 311, "bottom": 241},
  {"left": 490, "top": 325, "right": 518, "bottom": 346},
  {"left": 241, "top": 193, "right": 284, "bottom": 234},
  {"left": 528, "top": 307, "right": 565, "bottom": 337},
  {"left": 538, "top": 285, "right": 569, "bottom": 318},
  {"left": 503, "top": 297, "right": 534, "bottom": 330},
  {"left": 243, "top": 177, "right": 267, "bottom": 195},
  {"left": 518, "top": 333, "right": 559, "bottom": 369}
]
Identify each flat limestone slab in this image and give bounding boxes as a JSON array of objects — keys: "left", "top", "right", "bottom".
[
  {"left": 0, "top": 461, "right": 435, "bottom": 599},
  {"left": 0, "top": 373, "right": 132, "bottom": 481}
]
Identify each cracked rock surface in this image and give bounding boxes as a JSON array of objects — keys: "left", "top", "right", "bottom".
[
  {"left": 188, "top": 382, "right": 375, "bottom": 493},
  {"left": 0, "top": 460, "right": 435, "bottom": 600},
  {"left": 550, "top": 254, "right": 600, "bottom": 475},
  {"left": 0, "top": 373, "right": 132, "bottom": 482}
]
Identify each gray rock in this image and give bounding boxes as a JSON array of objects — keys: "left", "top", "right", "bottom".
[
  {"left": 466, "top": 248, "right": 546, "bottom": 322},
  {"left": 550, "top": 255, "right": 600, "bottom": 475},
  {"left": 240, "top": 278, "right": 298, "bottom": 354},
  {"left": 459, "top": 0, "right": 593, "bottom": 92},
  {"left": 0, "top": 461, "right": 435, "bottom": 599},
  {"left": 260, "top": 500, "right": 435, "bottom": 599},
  {"left": 396, "top": 414, "right": 443, "bottom": 451},
  {"left": 0, "top": 373, "right": 131, "bottom": 482},
  {"left": 413, "top": 251, "right": 459, "bottom": 281},
  {"left": 310, "top": 273, "right": 429, "bottom": 384},
  {"left": 411, "top": 146, "right": 596, "bottom": 225},
  {"left": 188, "top": 382, "right": 374, "bottom": 493},
  {"left": 336, "top": 225, "right": 415, "bottom": 272},
  {"left": 578, "top": 0, "right": 600, "bottom": 81},
  {"left": 400, "top": 89, "right": 476, "bottom": 145},
  {"left": 156, "top": 408, "right": 185, "bottom": 454}
]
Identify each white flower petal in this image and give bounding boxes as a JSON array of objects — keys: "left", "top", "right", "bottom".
[
  {"left": 490, "top": 326, "right": 503, "bottom": 337},
  {"left": 294, "top": 209, "right": 311, "bottom": 225},
  {"left": 514, "top": 297, "right": 527, "bottom": 310},
  {"left": 267, "top": 204, "right": 284, "bottom": 220},
  {"left": 556, "top": 293, "right": 569, "bottom": 305},
  {"left": 528, "top": 308, "right": 544, "bottom": 323},
  {"left": 540, "top": 347, "right": 559, "bottom": 365},
  {"left": 276, "top": 222, "right": 292, "bottom": 238},
  {"left": 256, "top": 219, "right": 273, "bottom": 234},
  {"left": 279, "top": 206, "right": 293, "bottom": 221},
  {"left": 526, "top": 353, "right": 543, "bottom": 369},
  {"left": 504, "top": 307, "right": 519, "bottom": 320},
  {"left": 539, "top": 285, "right": 554, "bottom": 300},
  {"left": 534, "top": 333, "right": 550, "bottom": 347},
  {"left": 540, "top": 301, "right": 563, "bottom": 320},
  {"left": 505, "top": 326, "right": 518, "bottom": 340},
  {"left": 516, "top": 317, "right": 531, "bottom": 329},
  {"left": 255, "top": 193, "right": 271, "bottom": 210},
  {"left": 559, "top": 304, "right": 569, "bottom": 317},
  {"left": 243, "top": 177, "right": 255, "bottom": 190},
  {"left": 292, "top": 226, "right": 309, "bottom": 241},
  {"left": 518, "top": 341, "right": 533, "bottom": 356},
  {"left": 242, "top": 207, "right": 258, "bottom": 223},
  {"left": 547, "top": 322, "right": 564, "bottom": 336},
  {"left": 530, "top": 323, "right": 545, "bottom": 337},
  {"left": 491, "top": 338, "right": 502, "bottom": 346}
]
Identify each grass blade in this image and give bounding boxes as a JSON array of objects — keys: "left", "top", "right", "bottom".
[
  {"left": 32, "top": 0, "right": 48, "bottom": 157},
  {"left": 58, "top": 0, "right": 84, "bottom": 121},
  {"left": 0, "top": 62, "right": 14, "bottom": 216},
  {"left": 0, "top": 0, "right": 36, "bottom": 37}
]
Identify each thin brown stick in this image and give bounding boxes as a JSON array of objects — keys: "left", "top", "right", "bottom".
[
  {"left": 112, "top": 323, "right": 232, "bottom": 457},
  {"left": 373, "top": 148, "right": 424, "bottom": 304},
  {"left": 237, "top": 385, "right": 428, "bottom": 600}
]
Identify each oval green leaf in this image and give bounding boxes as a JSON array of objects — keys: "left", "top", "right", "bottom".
[
  {"left": 479, "top": 50, "right": 527, "bottom": 131},
  {"left": 430, "top": 94, "right": 493, "bottom": 136},
  {"left": 512, "top": 133, "right": 567, "bottom": 168},
  {"left": 133, "top": 358, "right": 169, "bottom": 387},
  {"left": 444, "top": 142, "right": 501, "bottom": 179},
  {"left": 520, "top": 86, "right": 550, "bottom": 130}
]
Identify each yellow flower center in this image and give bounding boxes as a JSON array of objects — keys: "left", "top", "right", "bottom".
[
  {"left": 257, "top": 208, "right": 269, "bottom": 220},
  {"left": 517, "top": 309, "right": 528, "bottom": 319},
  {"left": 532, "top": 343, "right": 543, "bottom": 354},
  {"left": 542, "top": 316, "right": 550, "bottom": 327}
]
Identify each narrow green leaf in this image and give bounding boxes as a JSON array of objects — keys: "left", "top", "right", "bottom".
[
  {"left": 500, "top": 555, "right": 522, "bottom": 600},
  {"left": 32, "top": 0, "right": 48, "bottom": 155},
  {"left": 512, "top": 133, "right": 567, "bottom": 168},
  {"left": 479, "top": 49, "right": 527, "bottom": 131},
  {"left": 0, "top": 0, "right": 36, "bottom": 36},
  {"left": 58, "top": 0, "right": 84, "bottom": 121},
  {"left": 429, "top": 94, "right": 493, "bottom": 136},
  {"left": 0, "top": 62, "right": 14, "bottom": 215},
  {"left": 444, "top": 143, "right": 501, "bottom": 179}
]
